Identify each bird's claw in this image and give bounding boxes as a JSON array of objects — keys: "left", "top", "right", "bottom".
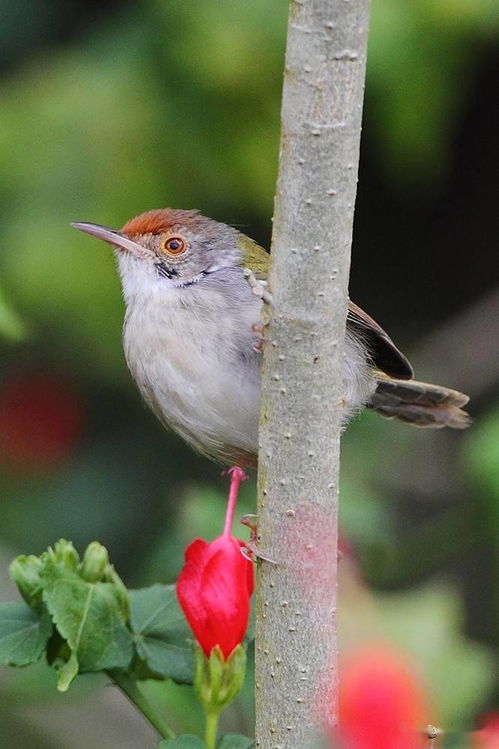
[
  {"left": 251, "top": 323, "right": 267, "bottom": 353},
  {"left": 240, "top": 514, "right": 277, "bottom": 564},
  {"left": 241, "top": 513, "right": 258, "bottom": 534},
  {"left": 243, "top": 268, "right": 274, "bottom": 306}
]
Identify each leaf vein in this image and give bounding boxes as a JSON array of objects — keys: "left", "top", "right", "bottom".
[{"left": 72, "top": 586, "right": 94, "bottom": 653}]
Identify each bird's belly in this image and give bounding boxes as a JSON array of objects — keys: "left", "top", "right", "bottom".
[
  {"left": 123, "top": 303, "right": 261, "bottom": 466},
  {"left": 122, "top": 296, "right": 376, "bottom": 466}
]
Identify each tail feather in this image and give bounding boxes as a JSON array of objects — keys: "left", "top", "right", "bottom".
[{"left": 368, "top": 377, "right": 471, "bottom": 429}]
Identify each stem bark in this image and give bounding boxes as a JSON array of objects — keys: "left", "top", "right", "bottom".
[{"left": 255, "top": 0, "right": 371, "bottom": 745}]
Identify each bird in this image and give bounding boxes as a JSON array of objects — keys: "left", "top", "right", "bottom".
[{"left": 72, "top": 208, "right": 470, "bottom": 471}]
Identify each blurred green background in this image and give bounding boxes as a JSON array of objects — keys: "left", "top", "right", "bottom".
[{"left": 0, "top": 0, "right": 498, "bottom": 746}]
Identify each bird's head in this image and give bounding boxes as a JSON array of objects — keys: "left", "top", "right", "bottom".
[{"left": 72, "top": 208, "right": 244, "bottom": 297}]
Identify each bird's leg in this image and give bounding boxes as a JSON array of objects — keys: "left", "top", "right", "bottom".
[
  {"left": 240, "top": 514, "right": 277, "bottom": 564},
  {"left": 222, "top": 471, "right": 275, "bottom": 562},
  {"left": 243, "top": 268, "right": 274, "bottom": 306},
  {"left": 244, "top": 268, "right": 273, "bottom": 352},
  {"left": 222, "top": 466, "right": 248, "bottom": 537}
]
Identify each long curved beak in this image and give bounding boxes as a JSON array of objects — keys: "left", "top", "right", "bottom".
[{"left": 70, "top": 221, "right": 148, "bottom": 258}]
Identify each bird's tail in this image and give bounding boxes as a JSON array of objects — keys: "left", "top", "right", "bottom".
[{"left": 367, "top": 376, "right": 471, "bottom": 429}]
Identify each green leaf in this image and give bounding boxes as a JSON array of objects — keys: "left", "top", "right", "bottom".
[
  {"left": 217, "top": 735, "right": 254, "bottom": 748},
  {"left": 41, "top": 565, "right": 133, "bottom": 690},
  {"left": 0, "top": 602, "right": 52, "bottom": 666},
  {"left": 159, "top": 737, "right": 204, "bottom": 748},
  {"left": 129, "top": 584, "right": 194, "bottom": 684}
]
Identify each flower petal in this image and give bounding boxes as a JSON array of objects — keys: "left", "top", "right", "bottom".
[{"left": 177, "top": 534, "right": 254, "bottom": 659}]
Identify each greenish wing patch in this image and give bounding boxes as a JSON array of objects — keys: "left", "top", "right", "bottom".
[{"left": 238, "top": 236, "right": 270, "bottom": 280}]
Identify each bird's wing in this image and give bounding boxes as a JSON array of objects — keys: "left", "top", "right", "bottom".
[
  {"left": 238, "top": 236, "right": 271, "bottom": 280},
  {"left": 347, "top": 300, "right": 413, "bottom": 379}
]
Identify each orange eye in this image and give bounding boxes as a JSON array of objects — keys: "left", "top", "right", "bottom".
[{"left": 161, "top": 236, "right": 187, "bottom": 255}]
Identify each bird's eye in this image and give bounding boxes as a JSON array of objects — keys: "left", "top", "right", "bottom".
[{"left": 161, "top": 236, "right": 187, "bottom": 255}]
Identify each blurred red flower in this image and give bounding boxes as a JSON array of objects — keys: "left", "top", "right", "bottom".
[
  {"left": 338, "top": 645, "right": 430, "bottom": 749},
  {"left": 473, "top": 714, "right": 499, "bottom": 748},
  {"left": 177, "top": 534, "right": 254, "bottom": 660},
  {"left": 0, "top": 371, "right": 84, "bottom": 470}
]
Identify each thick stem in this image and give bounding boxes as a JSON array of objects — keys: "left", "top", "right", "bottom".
[
  {"left": 255, "top": 0, "right": 371, "bottom": 746},
  {"left": 204, "top": 711, "right": 220, "bottom": 749},
  {"left": 109, "top": 671, "right": 176, "bottom": 740}
]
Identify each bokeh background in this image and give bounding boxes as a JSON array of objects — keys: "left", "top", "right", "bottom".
[{"left": 0, "top": 0, "right": 498, "bottom": 746}]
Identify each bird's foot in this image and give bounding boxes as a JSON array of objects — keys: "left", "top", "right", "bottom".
[
  {"left": 243, "top": 268, "right": 274, "bottom": 306},
  {"left": 251, "top": 323, "right": 268, "bottom": 353},
  {"left": 240, "top": 514, "right": 277, "bottom": 564}
]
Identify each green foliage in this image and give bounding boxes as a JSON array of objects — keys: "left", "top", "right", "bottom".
[
  {"left": 158, "top": 735, "right": 253, "bottom": 748},
  {"left": 42, "top": 564, "right": 134, "bottom": 690},
  {"left": 2, "top": 539, "right": 255, "bottom": 744},
  {"left": 386, "top": 586, "right": 495, "bottom": 725},
  {"left": 0, "top": 603, "right": 52, "bottom": 666},
  {"left": 129, "top": 584, "right": 194, "bottom": 684},
  {"left": 216, "top": 736, "right": 254, "bottom": 748},
  {"left": 368, "top": 0, "right": 499, "bottom": 184},
  {"left": 4, "top": 540, "right": 194, "bottom": 694},
  {"left": 0, "top": 283, "right": 26, "bottom": 341}
]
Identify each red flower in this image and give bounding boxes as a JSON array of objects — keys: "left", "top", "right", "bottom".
[
  {"left": 338, "top": 645, "right": 430, "bottom": 749},
  {"left": 177, "top": 533, "right": 254, "bottom": 660},
  {"left": 0, "top": 371, "right": 84, "bottom": 471},
  {"left": 473, "top": 714, "right": 499, "bottom": 748}
]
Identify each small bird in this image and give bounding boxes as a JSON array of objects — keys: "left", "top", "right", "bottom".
[{"left": 72, "top": 208, "right": 470, "bottom": 469}]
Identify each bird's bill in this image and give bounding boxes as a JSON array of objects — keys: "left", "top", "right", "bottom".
[{"left": 70, "top": 221, "right": 149, "bottom": 258}]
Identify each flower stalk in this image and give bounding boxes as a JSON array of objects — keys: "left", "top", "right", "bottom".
[
  {"left": 204, "top": 711, "right": 219, "bottom": 749},
  {"left": 109, "top": 671, "right": 176, "bottom": 740}
]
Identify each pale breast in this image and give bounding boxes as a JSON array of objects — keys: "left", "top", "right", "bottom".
[
  {"left": 121, "top": 266, "right": 376, "bottom": 465},
  {"left": 123, "top": 273, "right": 263, "bottom": 465}
]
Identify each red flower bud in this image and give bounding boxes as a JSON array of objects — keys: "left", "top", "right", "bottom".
[
  {"left": 338, "top": 645, "right": 430, "bottom": 749},
  {"left": 177, "top": 534, "right": 254, "bottom": 660}
]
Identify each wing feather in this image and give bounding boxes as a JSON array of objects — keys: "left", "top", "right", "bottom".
[
  {"left": 347, "top": 301, "right": 413, "bottom": 379},
  {"left": 238, "top": 238, "right": 412, "bottom": 381}
]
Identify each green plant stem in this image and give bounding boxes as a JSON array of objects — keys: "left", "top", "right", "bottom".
[
  {"left": 204, "top": 711, "right": 220, "bottom": 749},
  {"left": 109, "top": 671, "right": 176, "bottom": 740}
]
